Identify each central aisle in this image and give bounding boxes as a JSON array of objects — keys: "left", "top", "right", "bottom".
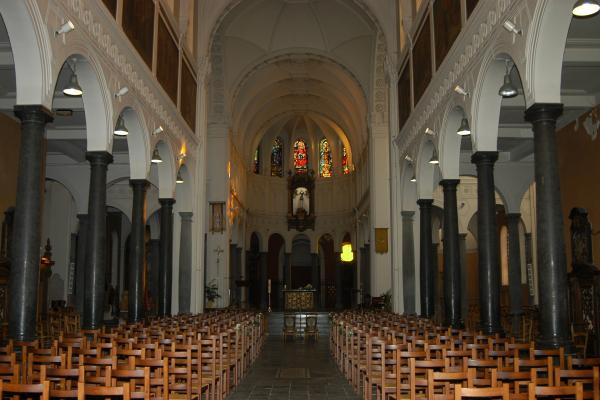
[{"left": 229, "top": 313, "right": 359, "bottom": 399}]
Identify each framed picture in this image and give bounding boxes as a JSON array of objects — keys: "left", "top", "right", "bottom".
[
  {"left": 210, "top": 202, "right": 225, "bottom": 233},
  {"left": 374, "top": 228, "right": 388, "bottom": 253}
]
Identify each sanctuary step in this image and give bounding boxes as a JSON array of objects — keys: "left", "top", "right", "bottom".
[{"left": 267, "top": 311, "right": 330, "bottom": 336}]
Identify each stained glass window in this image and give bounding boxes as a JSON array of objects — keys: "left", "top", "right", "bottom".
[
  {"left": 270, "top": 137, "right": 283, "bottom": 177},
  {"left": 293, "top": 139, "right": 308, "bottom": 173},
  {"left": 253, "top": 146, "right": 260, "bottom": 174},
  {"left": 319, "top": 138, "right": 333, "bottom": 177},
  {"left": 342, "top": 146, "right": 350, "bottom": 174}
]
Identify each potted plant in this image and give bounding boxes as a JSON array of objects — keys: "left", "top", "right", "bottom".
[{"left": 205, "top": 279, "right": 221, "bottom": 308}]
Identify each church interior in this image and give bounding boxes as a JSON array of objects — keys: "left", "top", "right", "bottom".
[{"left": 0, "top": 0, "right": 599, "bottom": 398}]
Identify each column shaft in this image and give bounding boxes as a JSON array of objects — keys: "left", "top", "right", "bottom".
[
  {"left": 441, "top": 179, "right": 462, "bottom": 328},
  {"left": 506, "top": 213, "right": 524, "bottom": 337},
  {"left": 525, "top": 103, "right": 571, "bottom": 349},
  {"left": 8, "top": 106, "right": 52, "bottom": 341},
  {"left": 74, "top": 214, "right": 88, "bottom": 316},
  {"left": 311, "top": 253, "right": 320, "bottom": 307},
  {"left": 148, "top": 239, "right": 160, "bottom": 310},
  {"left": 335, "top": 254, "right": 343, "bottom": 309},
  {"left": 417, "top": 199, "right": 435, "bottom": 318},
  {"left": 459, "top": 233, "right": 468, "bottom": 323},
  {"left": 158, "top": 198, "right": 175, "bottom": 316},
  {"left": 259, "top": 252, "right": 268, "bottom": 309},
  {"left": 178, "top": 212, "right": 193, "bottom": 313},
  {"left": 128, "top": 180, "right": 148, "bottom": 323},
  {"left": 471, "top": 151, "right": 502, "bottom": 334},
  {"left": 401, "top": 211, "right": 416, "bottom": 314},
  {"left": 82, "top": 151, "right": 113, "bottom": 330}
]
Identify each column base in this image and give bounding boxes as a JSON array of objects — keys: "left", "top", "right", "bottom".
[
  {"left": 479, "top": 322, "right": 504, "bottom": 336},
  {"left": 536, "top": 335, "right": 574, "bottom": 353}
]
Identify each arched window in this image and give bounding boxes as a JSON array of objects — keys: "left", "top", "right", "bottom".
[
  {"left": 270, "top": 137, "right": 283, "bottom": 177},
  {"left": 342, "top": 146, "right": 350, "bottom": 175},
  {"left": 293, "top": 138, "right": 308, "bottom": 173},
  {"left": 319, "top": 138, "right": 333, "bottom": 177},
  {"left": 253, "top": 146, "right": 260, "bottom": 174}
]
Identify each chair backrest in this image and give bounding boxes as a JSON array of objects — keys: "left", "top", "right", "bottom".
[
  {"left": 0, "top": 380, "right": 50, "bottom": 400},
  {"left": 454, "top": 383, "right": 509, "bottom": 399},
  {"left": 284, "top": 314, "right": 296, "bottom": 329},
  {"left": 77, "top": 381, "right": 130, "bottom": 399},
  {"left": 528, "top": 382, "right": 583, "bottom": 400},
  {"left": 306, "top": 315, "right": 317, "bottom": 329}
]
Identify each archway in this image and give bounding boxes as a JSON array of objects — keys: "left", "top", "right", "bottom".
[
  {"left": 267, "top": 233, "right": 285, "bottom": 310},
  {"left": 318, "top": 234, "right": 335, "bottom": 308},
  {"left": 290, "top": 234, "right": 312, "bottom": 289}
]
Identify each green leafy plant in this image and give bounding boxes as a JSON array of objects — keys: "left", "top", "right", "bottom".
[{"left": 205, "top": 279, "right": 221, "bottom": 302}]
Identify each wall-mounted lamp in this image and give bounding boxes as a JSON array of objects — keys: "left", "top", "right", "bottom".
[
  {"left": 152, "top": 126, "right": 164, "bottom": 136},
  {"left": 151, "top": 148, "right": 163, "bottom": 164},
  {"left": 55, "top": 21, "right": 74, "bottom": 36},
  {"left": 424, "top": 127, "right": 435, "bottom": 135},
  {"left": 428, "top": 149, "right": 439, "bottom": 165},
  {"left": 454, "top": 85, "right": 469, "bottom": 97},
  {"left": 340, "top": 241, "right": 354, "bottom": 262},
  {"left": 457, "top": 118, "right": 471, "bottom": 136},
  {"left": 115, "top": 86, "right": 129, "bottom": 98},
  {"left": 177, "top": 153, "right": 186, "bottom": 162},
  {"left": 502, "top": 20, "right": 522, "bottom": 35},
  {"left": 113, "top": 116, "right": 128, "bottom": 136},
  {"left": 404, "top": 155, "right": 414, "bottom": 162},
  {"left": 572, "top": 0, "right": 600, "bottom": 17}
]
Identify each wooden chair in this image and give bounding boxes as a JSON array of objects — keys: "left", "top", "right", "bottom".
[
  {"left": 304, "top": 314, "right": 319, "bottom": 342},
  {"left": 427, "top": 369, "right": 475, "bottom": 400},
  {"left": 528, "top": 382, "right": 583, "bottom": 400},
  {"left": 77, "top": 381, "right": 130, "bottom": 399},
  {"left": 111, "top": 367, "right": 150, "bottom": 399},
  {"left": 282, "top": 314, "right": 297, "bottom": 342},
  {"left": 0, "top": 380, "right": 50, "bottom": 400},
  {"left": 554, "top": 366, "right": 599, "bottom": 400},
  {"left": 572, "top": 324, "right": 590, "bottom": 359},
  {"left": 454, "top": 383, "right": 509, "bottom": 400}
]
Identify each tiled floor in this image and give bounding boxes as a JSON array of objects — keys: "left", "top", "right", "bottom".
[{"left": 228, "top": 314, "right": 359, "bottom": 399}]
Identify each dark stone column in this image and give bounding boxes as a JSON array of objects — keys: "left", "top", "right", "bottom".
[
  {"left": 441, "top": 179, "right": 462, "bottom": 328},
  {"left": 335, "top": 254, "right": 343, "bottom": 309},
  {"left": 82, "top": 151, "right": 113, "bottom": 330},
  {"left": 235, "top": 247, "right": 242, "bottom": 305},
  {"left": 471, "top": 151, "right": 502, "bottom": 334},
  {"left": 259, "top": 252, "right": 268, "bottom": 309},
  {"left": 8, "top": 106, "right": 52, "bottom": 341},
  {"left": 401, "top": 211, "right": 416, "bottom": 314},
  {"left": 229, "top": 243, "right": 237, "bottom": 307},
  {"left": 524, "top": 233, "right": 534, "bottom": 305},
  {"left": 283, "top": 253, "right": 291, "bottom": 288},
  {"left": 525, "top": 103, "right": 571, "bottom": 349},
  {"left": 158, "top": 198, "right": 175, "bottom": 317},
  {"left": 178, "top": 212, "right": 193, "bottom": 313},
  {"left": 417, "top": 199, "right": 435, "bottom": 318},
  {"left": 311, "top": 253, "right": 320, "bottom": 307},
  {"left": 74, "top": 214, "right": 88, "bottom": 316},
  {"left": 459, "top": 233, "right": 468, "bottom": 322},
  {"left": 128, "top": 180, "right": 148, "bottom": 323},
  {"left": 148, "top": 239, "right": 160, "bottom": 309},
  {"left": 506, "top": 213, "right": 524, "bottom": 337}
]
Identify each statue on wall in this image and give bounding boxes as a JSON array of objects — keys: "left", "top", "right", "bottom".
[{"left": 287, "top": 170, "right": 315, "bottom": 231}]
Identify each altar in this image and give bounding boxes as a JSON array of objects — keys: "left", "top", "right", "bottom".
[{"left": 283, "top": 289, "right": 316, "bottom": 311}]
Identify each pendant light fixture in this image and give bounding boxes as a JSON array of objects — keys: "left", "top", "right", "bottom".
[
  {"left": 457, "top": 117, "right": 471, "bottom": 136},
  {"left": 176, "top": 168, "right": 184, "bottom": 184},
  {"left": 428, "top": 149, "right": 439, "bottom": 165},
  {"left": 113, "top": 116, "right": 128, "bottom": 136},
  {"left": 572, "top": 0, "right": 600, "bottom": 17},
  {"left": 410, "top": 173, "right": 417, "bottom": 183},
  {"left": 498, "top": 60, "right": 518, "bottom": 98},
  {"left": 151, "top": 148, "right": 163, "bottom": 164},
  {"left": 63, "top": 60, "right": 83, "bottom": 97}
]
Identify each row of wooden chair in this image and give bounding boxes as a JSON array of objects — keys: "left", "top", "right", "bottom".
[
  {"left": 330, "top": 310, "right": 599, "bottom": 400},
  {"left": 0, "top": 310, "right": 266, "bottom": 399}
]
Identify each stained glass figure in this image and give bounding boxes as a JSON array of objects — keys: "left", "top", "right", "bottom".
[
  {"left": 253, "top": 146, "right": 260, "bottom": 174},
  {"left": 342, "top": 146, "right": 350, "bottom": 175},
  {"left": 319, "top": 138, "right": 333, "bottom": 177},
  {"left": 293, "top": 139, "right": 308, "bottom": 174},
  {"left": 271, "top": 137, "right": 283, "bottom": 177}
]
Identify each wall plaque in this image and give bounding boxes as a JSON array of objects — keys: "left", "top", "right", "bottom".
[{"left": 374, "top": 228, "right": 388, "bottom": 254}]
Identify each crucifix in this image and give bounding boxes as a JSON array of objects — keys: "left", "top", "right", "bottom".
[{"left": 214, "top": 246, "right": 224, "bottom": 267}]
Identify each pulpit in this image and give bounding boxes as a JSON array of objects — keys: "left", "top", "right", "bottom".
[
  {"left": 568, "top": 208, "right": 600, "bottom": 355},
  {"left": 283, "top": 289, "right": 316, "bottom": 311}
]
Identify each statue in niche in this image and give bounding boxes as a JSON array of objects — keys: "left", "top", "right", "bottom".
[{"left": 293, "top": 187, "right": 310, "bottom": 216}]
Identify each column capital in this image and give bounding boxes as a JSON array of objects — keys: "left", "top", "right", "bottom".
[
  {"left": 525, "top": 103, "right": 563, "bottom": 123},
  {"left": 85, "top": 151, "right": 113, "bottom": 166},
  {"left": 417, "top": 198, "right": 433, "bottom": 208},
  {"left": 130, "top": 179, "right": 150, "bottom": 189},
  {"left": 505, "top": 213, "right": 522, "bottom": 223},
  {"left": 459, "top": 232, "right": 468, "bottom": 239},
  {"left": 471, "top": 151, "right": 498, "bottom": 165},
  {"left": 14, "top": 105, "right": 53, "bottom": 124},
  {"left": 440, "top": 179, "right": 460, "bottom": 189},
  {"left": 179, "top": 211, "right": 193, "bottom": 221},
  {"left": 401, "top": 210, "right": 415, "bottom": 218},
  {"left": 159, "top": 198, "right": 176, "bottom": 207}
]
